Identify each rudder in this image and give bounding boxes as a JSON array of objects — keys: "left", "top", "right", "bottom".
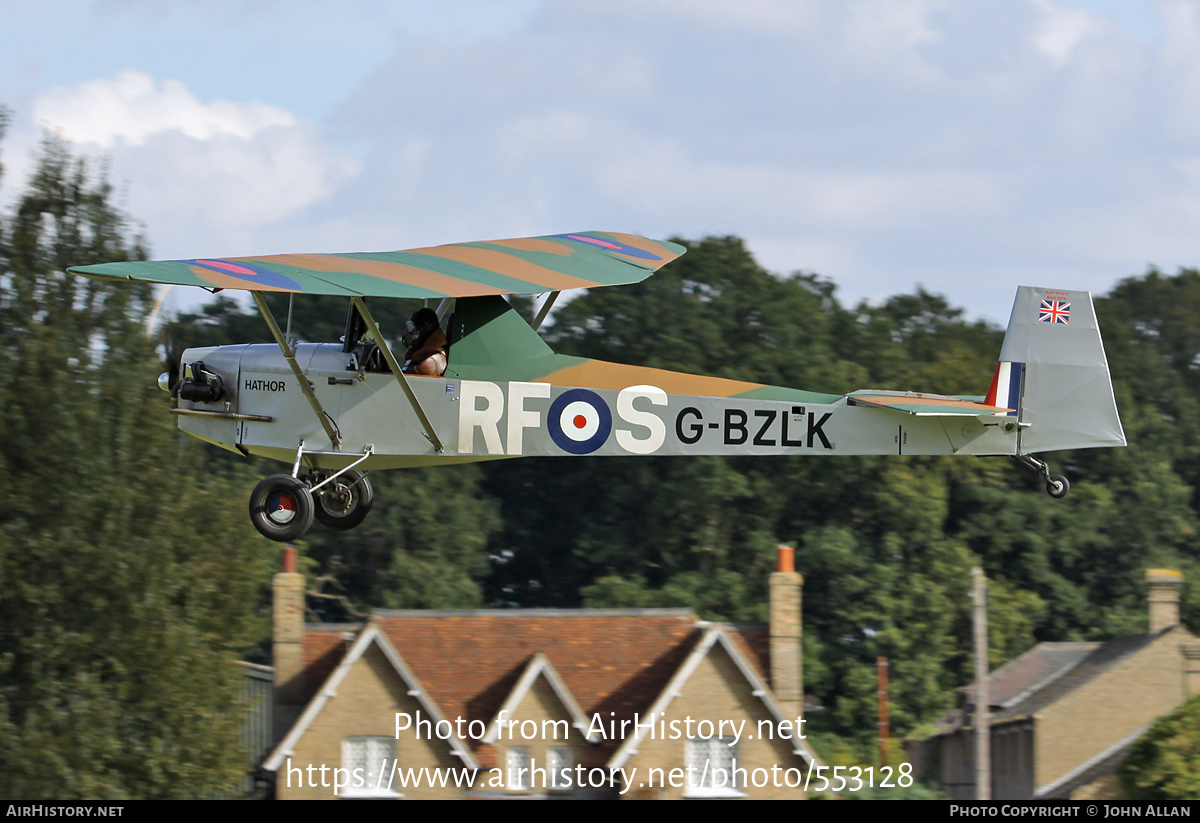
[{"left": 990, "top": 286, "right": 1125, "bottom": 454}]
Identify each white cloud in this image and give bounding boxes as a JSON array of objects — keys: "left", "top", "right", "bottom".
[
  {"left": 14, "top": 1, "right": 1200, "bottom": 322},
  {"left": 597, "top": 144, "right": 1005, "bottom": 230},
  {"left": 1155, "top": 0, "right": 1200, "bottom": 145},
  {"left": 549, "top": 0, "right": 825, "bottom": 36},
  {"left": 34, "top": 69, "right": 295, "bottom": 147},
  {"left": 119, "top": 126, "right": 357, "bottom": 232},
  {"left": 26, "top": 70, "right": 358, "bottom": 253},
  {"left": 1030, "top": 0, "right": 1108, "bottom": 66},
  {"left": 843, "top": 0, "right": 947, "bottom": 79}
]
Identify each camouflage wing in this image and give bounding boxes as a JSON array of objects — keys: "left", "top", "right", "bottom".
[{"left": 66, "top": 232, "right": 685, "bottom": 297}]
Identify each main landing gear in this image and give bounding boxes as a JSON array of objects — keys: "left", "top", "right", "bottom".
[
  {"left": 313, "top": 470, "right": 374, "bottom": 530},
  {"left": 249, "top": 447, "right": 375, "bottom": 542},
  {"left": 1016, "top": 454, "right": 1070, "bottom": 499}
]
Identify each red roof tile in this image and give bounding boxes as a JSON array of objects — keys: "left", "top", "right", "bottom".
[
  {"left": 728, "top": 624, "right": 770, "bottom": 682},
  {"left": 302, "top": 610, "right": 703, "bottom": 758},
  {"left": 302, "top": 627, "right": 352, "bottom": 695}
]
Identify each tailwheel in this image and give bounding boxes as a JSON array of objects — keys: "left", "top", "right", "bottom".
[
  {"left": 312, "top": 470, "right": 374, "bottom": 531},
  {"left": 1046, "top": 475, "right": 1070, "bottom": 499},
  {"left": 250, "top": 474, "right": 315, "bottom": 542},
  {"left": 1015, "top": 454, "right": 1071, "bottom": 499}
]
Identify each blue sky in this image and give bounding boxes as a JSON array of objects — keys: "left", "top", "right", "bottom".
[{"left": 1, "top": 0, "right": 1197, "bottom": 325}]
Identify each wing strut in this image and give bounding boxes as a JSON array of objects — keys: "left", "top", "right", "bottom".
[
  {"left": 531, "top": 290, "right": 559, "bottom": 331},
  {"left": 252, "top": 292, "right": 343, "bottom": 450},
  {"left": 350, "top": 296, "right": 445, "bottom": 453}
]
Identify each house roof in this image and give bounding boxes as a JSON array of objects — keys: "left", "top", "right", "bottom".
[
  {"left": 480, "top": 652, "right": 594, "bottom": 744},
  {"left": 268, "top": 607, "right": 815, "bottom": 772},
  {"left": 265, "top": 623, "right": 481, "bottom": 773},
  {"left": 302, "top": 623, "right": 357, "bottom": 695},
  {"left": 942, "top": 626, "right": 1185, "bottom": 733},
  {"left": 988, "top": 631, "right": 1166, "bottom": 724},
  {"left": 366, "top": 608, "right": 703, "bottom": 746},
  {"left": 727, "top": 623, "right": 771, "bottom": 677},
  {"left": 608, "top": 625, "right": 821, "bottom": 769},
  {"left": 285, "top": 609, "right": 705, "bottom": 763},
  {"left": 982, "top": 641, "right": 1101, "bottom": 709}
]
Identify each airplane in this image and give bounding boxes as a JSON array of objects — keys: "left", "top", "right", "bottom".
[{"left": 68, "top": 232, "right": 1126, "bottom": 542}]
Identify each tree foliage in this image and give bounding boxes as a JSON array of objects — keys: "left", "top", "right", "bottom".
[
  {"left": 12, "top": 96, "right": 1200, "bottom": 797},
  {"left": 105, "top": 223, "right": 1200, "bottom": 753},
  {"left": 523, "top": 239, "right": 1200, "bottom": 745},
  {"left": 1119, "top": 693, "right": 1200, "bottom": 800},
  {"left": 168, "top": 233, "right": 1200, "bottom": 751},
  {"left": 0, "top": 134, "right": 272, "bottom": 798}
]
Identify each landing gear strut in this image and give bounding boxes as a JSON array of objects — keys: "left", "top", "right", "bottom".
[{"left": 1016, "top": 454, "right": 1070, "bottom": 499}]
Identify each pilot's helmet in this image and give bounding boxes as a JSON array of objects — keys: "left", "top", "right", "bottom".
[{"left": 402, "top": 307, "right": 440, "bottom": 348}]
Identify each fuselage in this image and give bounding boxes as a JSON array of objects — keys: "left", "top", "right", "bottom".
[{"left": 171, "top": 341, "right": 1020, "bottom": 470}]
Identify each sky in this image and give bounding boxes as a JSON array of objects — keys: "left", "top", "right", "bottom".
[{"left": 0, "top": 0, "right": 1195, "bottom": 325}]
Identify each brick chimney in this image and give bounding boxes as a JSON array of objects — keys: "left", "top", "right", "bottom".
[
  {"left": 770, "top": 545, "right": 803, "bottom": 720},
  {"left": 273, "top": 546, "right": 305, "bottom": 739},
  {"left": 1146, "top": 568, "right": 1183, "bottom": 633}
]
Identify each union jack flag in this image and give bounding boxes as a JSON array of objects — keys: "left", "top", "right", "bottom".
[{"left": 1039, "top": 299, "right": 1070, "bottom": 324}]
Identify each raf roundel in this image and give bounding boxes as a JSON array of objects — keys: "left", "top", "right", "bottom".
[
  {"left": 187, "top": 258, "right": 302, "bottom": 292},
  {"left": 548, "top": 389, "right": 613, "bottom": 454}
]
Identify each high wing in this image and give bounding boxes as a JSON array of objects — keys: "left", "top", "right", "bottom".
[{"left": 66, "top": 232, "right": 685, "bottom": 298}]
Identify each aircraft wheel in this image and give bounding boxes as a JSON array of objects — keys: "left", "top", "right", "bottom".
[
  {"left": 313, "top": 471, "right": 373, "bottom": 531},
  {"left": 249, "top": 474, "right": 315, "bottom": 542},
  {"left": 1046, "top": 475, "right": 1070, "bottom": 499}
]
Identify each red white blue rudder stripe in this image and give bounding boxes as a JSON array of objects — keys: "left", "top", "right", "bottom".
[{"left": 984, "top": 361, "right": 1023, "bottom": 417}]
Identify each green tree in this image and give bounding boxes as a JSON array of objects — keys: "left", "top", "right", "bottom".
[
  {"left": 130, "top": 227, "right": 1200, "bottom": 752},
  {"left": 1119, "top": 693, "right": 1200, "bottom": 799},
  {"left": 303, "top": 465, "right": 501, "bottom": 609},
  {"left": 0, "top": 133, "right": 272, "bottom": 798},
  {"left": 163, "top": 292, "right": 422, "bottom": 354}
]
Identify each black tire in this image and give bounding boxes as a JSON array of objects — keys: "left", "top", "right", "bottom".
[
  {"left": 249, "top": 474, "right": 315, "bottom": 542},
  {"left": 313, "top": 471, "right": 373, "bottom": 531},
  {"left": 1046, "top": 475, "right": 1070, "bottom": 499}
]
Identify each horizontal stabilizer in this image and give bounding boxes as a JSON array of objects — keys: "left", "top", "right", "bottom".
[{"left": 847, "top": 390, "right": 1012, "bottom": 417}]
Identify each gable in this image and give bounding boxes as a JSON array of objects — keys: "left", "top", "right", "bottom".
[
  {"left": 610, "top": 627, "right": 817, "bottom": 770},
  {"left": 483, "top": 653, "right": 591, "bottom": 745},
  {"left": 265, "top": 624, "right": 477, "bottom": 776},
  {"left": 608, "top": 628, "right": 816, "bottom": 799},
  {"left": 371, "top": 609, "right": 703, "bottom": 757},
  {"left": 1033, "top": 627, "right": 1197, "bottom": 793}
]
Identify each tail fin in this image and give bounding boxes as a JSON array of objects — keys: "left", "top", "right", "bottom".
[{"left": 988, "top": 286, "right": 1125, "bottom": 454}]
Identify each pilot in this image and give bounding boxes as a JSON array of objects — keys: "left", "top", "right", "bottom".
[{"left": 401, "top": 307, "right": 448, "bottom": 376}]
